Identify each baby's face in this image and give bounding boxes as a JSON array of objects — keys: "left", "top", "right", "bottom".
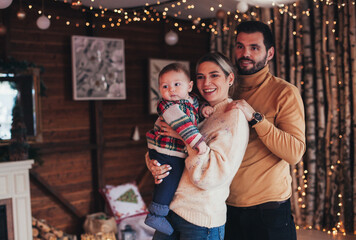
[{"left": 159, "top": 70, "right": 193, "bottom": 101}]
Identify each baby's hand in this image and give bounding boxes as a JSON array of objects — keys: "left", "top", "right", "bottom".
[
  {"left": 196, "top": 141, "right": 207, "bottom": 155},
  {"left": 202, "top": 106, "right": 214, "bottom": 118}
]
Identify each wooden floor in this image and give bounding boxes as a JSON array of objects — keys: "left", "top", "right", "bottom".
[{"left": 297, "top": 229, "right": 356, "bottom": 240}]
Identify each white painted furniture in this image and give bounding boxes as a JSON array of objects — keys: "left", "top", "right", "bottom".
[{"left": 0, "top": 160, "right": 34, "bottom": 240}]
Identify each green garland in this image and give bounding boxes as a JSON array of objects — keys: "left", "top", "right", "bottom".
[
  {"left": 0, "top": 57, "right": 45, "bottom": 164},
  {"left": 0, "top": 57, "right": 47, "bottom": 96},
  {"left": 0, "top": 57, "right": 43, "bottom": 74}
]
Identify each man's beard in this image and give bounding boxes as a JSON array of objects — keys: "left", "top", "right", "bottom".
[{"left": 235, "top": 54, "right": 267, "bottom": 75}]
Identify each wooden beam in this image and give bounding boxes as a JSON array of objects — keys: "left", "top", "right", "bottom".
[
  {"left": 89, "top": 101, "right": 104, "bottom": 212},
  {"left": 30, "top": 169, "right": 83, "bottom": 219},
  {"left": 0, "top": 4, "right": 12, "bottom": 59}
]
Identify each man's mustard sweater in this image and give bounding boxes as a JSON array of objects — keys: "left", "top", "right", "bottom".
[{"left": 227, "top": 65, "right": 306, "bottom": 207}]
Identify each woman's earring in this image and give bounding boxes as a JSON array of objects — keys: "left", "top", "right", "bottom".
[{"left": 229, "top": 83, "right": 232, "bottom": 86}]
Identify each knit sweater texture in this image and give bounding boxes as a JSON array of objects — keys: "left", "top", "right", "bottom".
[
  {"left": 169, "top": 98, "right": 249, "bottom": 228},
  {"left": 146, "top": 95, "right": 203, "bottom": 158},
  {"left": 227, "top": 65, "right": 306, "bottom": 207}
]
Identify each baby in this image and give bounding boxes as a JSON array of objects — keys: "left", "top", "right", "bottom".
[{"left": 145, "top": 63, "right": 213, "bottom": 235}]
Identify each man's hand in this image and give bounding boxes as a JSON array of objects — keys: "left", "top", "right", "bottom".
[{"left": 226, "top": 99, "right": 255, "bottom": 121}]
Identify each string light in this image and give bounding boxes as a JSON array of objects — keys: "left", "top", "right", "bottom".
[
  {"left": 14, "top": 0, "right": 354, "bottom": 235},
  {"left": 26, "top": 0, "right": 302, "bottom": 33}
]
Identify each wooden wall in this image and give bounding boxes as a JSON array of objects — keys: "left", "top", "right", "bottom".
[{"left": 1, "top": 0, "right": 210, "bottom": 234}]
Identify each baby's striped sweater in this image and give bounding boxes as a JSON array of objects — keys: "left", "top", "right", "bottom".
[{"left": 146, "top": 95, "right": 203, "bottom": 158}]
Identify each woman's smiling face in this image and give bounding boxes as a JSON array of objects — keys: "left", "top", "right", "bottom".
[{"left": 196, "top": 61, "right": 233, "bottom": 106}]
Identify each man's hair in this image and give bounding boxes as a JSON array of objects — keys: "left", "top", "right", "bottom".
[
  {"left": 236, "top": 21, "right": 275, "bottom": 50},
  {"left": 158, "top": 63, "right": 190, "bottom": 81}
]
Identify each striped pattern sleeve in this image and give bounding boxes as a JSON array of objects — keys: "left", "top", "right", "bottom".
[{"left": 157, "top": 99, "right": 203, "bottom": 149}]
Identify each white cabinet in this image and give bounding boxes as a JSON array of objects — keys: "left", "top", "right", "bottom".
[{"left": 0, "top": 160, "right": 34, "bottom": 240}]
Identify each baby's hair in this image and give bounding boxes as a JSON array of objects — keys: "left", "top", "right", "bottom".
[{"left": 158, "top": 63, "right": 190, "bottom": 82}]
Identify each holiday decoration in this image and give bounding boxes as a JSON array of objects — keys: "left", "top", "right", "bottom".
[
  {"left": 116, "top": 189, "right": 138, "bottom": 204},
  {"left": 17, "top": 10, "right": 26, "bottom": 20},
  {"left": 0, "top": 0, "right": 12, "bottom": 9},
  {"left": 236, "top": 0, "right": 296, "bottom": 12},
  {"left": 236, "top": 1, "right": 249, "bottom": 13},
  {"left": 36, "top": 15, "right": 51, "bottom": 30},
  {"left": 165, "top": 30, "right": 178, "bottom": 46},
  {"left": 71, "top": 0, "right": 82, "bottom": 9},
  {"left": 131, "top": 126, "right": 140, "bottom": 141},
  {"left": 17, "top": 0, "right": 26, "bottom": 20},
  {"left": 216, "top": 9, "right": 226, "bottom": 19},
  {"left": 0, "top": 23, "right": 7, "bottom": 35},
  {"left": 248, "top": 0, "right": 296, "bottom": 8}
]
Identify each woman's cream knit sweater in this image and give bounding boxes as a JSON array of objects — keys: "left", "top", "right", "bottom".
[{"left": 169, "top": 98, "right": 249, "bottom": 228}]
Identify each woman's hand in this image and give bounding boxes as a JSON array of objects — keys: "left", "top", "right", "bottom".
[{"left": 147, "top": 156, "right": 172, "bottom": 184}]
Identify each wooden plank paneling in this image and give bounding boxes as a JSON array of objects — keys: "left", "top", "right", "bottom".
[{"left": 5, "top": 0, "right": 210, "bottom": 234}]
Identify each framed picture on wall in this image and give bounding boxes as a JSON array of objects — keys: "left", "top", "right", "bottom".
[
  {"left": 71, "top": 35, "right": 126, "bottom": 100},
  {"left": 148, "top": 59, "right": 190, "bottom": 114}
]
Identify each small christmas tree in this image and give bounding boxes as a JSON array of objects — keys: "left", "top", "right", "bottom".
[
  {"left": 8, "top": 96, "right": 29, "bottom": 161},
  {"left": 116, "top": 189, "right": 138, "bottom": 203}
]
